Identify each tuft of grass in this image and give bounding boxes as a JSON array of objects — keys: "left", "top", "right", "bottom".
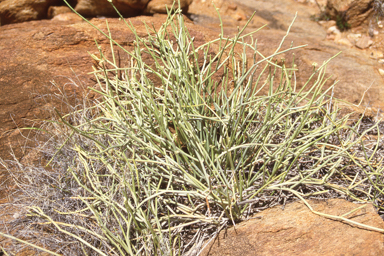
[{"left": 1, "top": 1, "right": 384, "bottom": 255}]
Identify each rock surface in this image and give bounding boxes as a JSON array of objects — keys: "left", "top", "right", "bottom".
[
  {"left": 0, "top": 14, "right": 213, "bottom": 162},
  {"left": 0, "top": 0, "right": 383, "bottom": 173},
  {"left": 190, "top": 0, "right": 384, "bottom": 114},
  {"left": 325, "top": 0, "right": 374, "bottom": 28},
  {"left": 74, "top": 0, "right": 149, "bottom": 17},
  {"left": 51, "top": 11, "right": 83, "bottom": 22},
  {"left": 145, "top": 0, "right": 192, "bottom": 14},
  {"left": 1, "top": 0, "right": 384, "bottom": 254},
  {"left": 47, "top": 5, "right": 72, "bottom": 19},
  {"left": 201, "top": 199, "right": 384, "bottom": 256},
  {"left": 0, "top": 0, "right": 194, "bottom": 25},
  {"left": 0, "top": 0, "right": 60, "bottom": 25}
]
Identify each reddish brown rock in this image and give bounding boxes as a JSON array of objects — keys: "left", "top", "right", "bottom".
[
  {"left": 201, "top": 199, "right": 384, "bottom": 256},
  {"left": 355, "top": 34, "right": 374, "bottom": 49},
  {"left": 227, "top": 3, "right": 237, "bottom": 11},
  {"left": 1, "top": 0, "right": 384, "bottom": 254},
  {"left": 0, "top": 0, "right": 60, "bottom": 25},
  {"left": 47, "top": 5, "right": 72, "bottom": 19},
  {"left": 144, "top": 0, "right": 192, "bottom": 14},
  {"left": 326, "top": 0, "right": 374, "bottom": 28},
  {"left": 1, "top": 0, "right": 384, "bottom": 160},
  {"left": 51, "top": 12, "right": 84, "bottom": 22},
  {"left": 326, "top": 0, "right": 359, "bottom": 13},
  {"left": 74, "top": 0, "right": 150, "bottom": 17},
  {"left": 233, "top": 0, "right": 384, "bottom": 115},
  {"left": 0, "top": 15, "right": 217, "bottom": 161},
  {"left": 0, "top": 0, "right": 193, "bottom": 25},
  {"left": 117, "top": 0, "right": 151, "bottom": 9}
]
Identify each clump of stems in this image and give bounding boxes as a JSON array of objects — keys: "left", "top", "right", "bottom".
[{"left": 1, "top": 2, "right": 384, "bottom": 255}]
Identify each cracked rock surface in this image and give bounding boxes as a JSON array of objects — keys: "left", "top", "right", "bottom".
[{"left": 201, "top": 199, "right": 384, "bottom": 256}]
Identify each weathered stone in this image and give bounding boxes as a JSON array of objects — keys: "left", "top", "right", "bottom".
[
  {"left": 227, "top": 3, "right": 237, "bottom": 11},
  {"left": 326, "top": 0, "right": 356, "bottom": 13},
  {"left": 355, "top": 35, "right": 374, "bottom": 49},
  {"left": 117, "top": 0, "right": 152, "bottom": 9},
  {"left": 369, "top": 49, "right": 384, "bottom": 59},
  {"left": 326, "top": 0, "right": 374, "bottom": 28},
  {"left": 232, "top": 11, "right": 246, "bottom": 21},
  {"left": 347, "top": 32, "right": 361, "bottom": 44},
  {"left": 0, "top": 15, "right": 217, "bottom": 161},
  {"left": 47, "top": 6, "right": 72, "bottom": 19},
  {"left": 51, "top": 12, "right": 84, "bottom": 22},
  {"left": 144, "top": 0, "right": 192, "bottom": 14},
  {"left": 74, "top": 0, "right": 150, "bottom": 17},
  {"left": 1, "top": 0, "right": 384, "bottom": 254},
  {"left": 336, "top": 37, "right": 354, "bottom": 47},
  {"left": 234, "top": 0, "right": 384, "bottom": 113},
  {"left": 1, "top": 0, "right": 381, "bottom": 164},
  {"left": 326, "top": 25, "right": 341, "bottom": 41},
  {"left": 201, "top": 199, "right": 384, "bottom": 256},
  {"left": 317, "top": 19, "right": 336, "bottom": 29},
  {"left": 0, "top": 0, "right": 60, "bottom": 25}
]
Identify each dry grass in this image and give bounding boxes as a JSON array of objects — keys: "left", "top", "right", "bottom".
[{"left": 1, "top": 2, "right": 384, "bottom": 255}]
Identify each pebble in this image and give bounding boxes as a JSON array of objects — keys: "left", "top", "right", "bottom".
[
  {"left": 355, "top": 35, "right": 373, "bottom": 49},
  {"left": 370, "top": 50, "right": 384, "bottom": 59},
  {"left": 326, "top": 26, "right": 341, "bottom": 41},
  {"left": 347, "top": 33, "right": 361, "bottom": 44},
  {"left": 227, "top": 3, "right": 237, "bottom": 10},
  {"left": 318, "top": 20, "right": 336, "bottom": 29},
  {"left": 336, "top": 38, "right": 353, "bottom": 47}
]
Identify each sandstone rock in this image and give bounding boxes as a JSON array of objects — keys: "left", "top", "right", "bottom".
[
  {"left": 326, "top": 25, "right": 341, "bottom": 41},
  {"left": 355, "top": 35, "right": 374, "bottom": 49},
  {"left": 2, "top": 0, "right": 381, "bottom": 165},
  {"left": 74, "top": 0, "right": 150, "bottom": 17},
  {"left": 347, "top": 32, "right": 361, "bottom": 44},
  {"left": 144, "top": 0, "right": 192, "bottom": 14},
  {"left": 51, "top": 12, "right": 84, "bottom": 22},
  {"left": 336, "top": 37, "right": 353, "bottom": 47},
  {"left": 317, "top": 19, "right": 336, "bottom": 29},
  {"left": 326, "top": 0, "right": 374, "bottom": 28},
  {"left": 257, "top": 28, "right": 383, "bottom": 110},
  {"left": 1, "top": 0, "right": 382, "bottom": 177},
  {"left": 227, "top": 3, "right": 237, "bottom": 11},
  {"left": 0, "top": 15, "right": 217, "bottom": 161},
  {"left": 232, "top": 11, "right": 246, "bottom": 21},
  {"left": 297, "top": 0, "right": 327, "bottom": 8},
  {"left": 1, "top": 0, "right": 384, "bottom": 254},
  {"left": 316, "top": 0, "right": 327, "bottom": 7},
  {"left": 233, "top": 0, "right": 384, "bottom": 115},
  {"left": 326, "top": 0, "right": 357, "bottom": 13},
  {"left": 201, "top": 199, "right": 384, "bottom": 256},
  {"left": 369, "top": 49, "right": 384, "bottom": 59},
  {"left": 47, "top": 6, "right": 72, "bottom": 19},
  {"left": 0, "top": 0, "right": 194, "bottom": 25},
  {"left": 0, "top": 0, "right": 60, "bottom": 25},
  {"left": 188, "top": 0, "right": 263, "bottom": 29},
  {"left": 117, "top": 0, "right": 151, "bottom": 9}
]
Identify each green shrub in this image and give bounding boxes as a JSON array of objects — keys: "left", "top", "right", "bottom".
[{"left": 1, "top": 1, "right": 384, "bottom": 255}]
